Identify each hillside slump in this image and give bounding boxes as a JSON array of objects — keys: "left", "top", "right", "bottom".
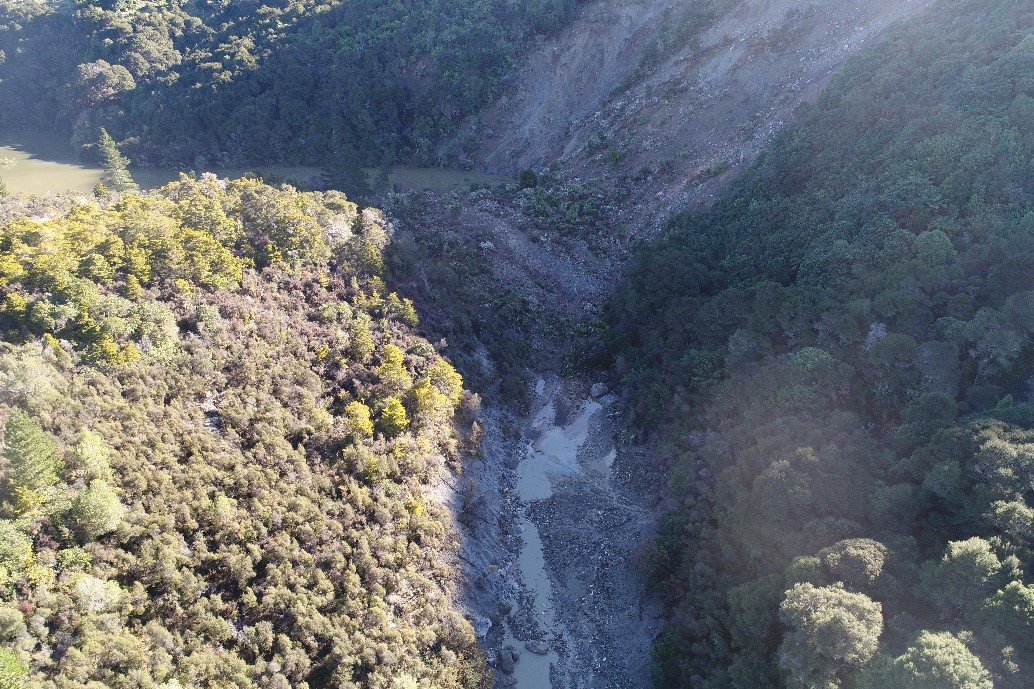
[
  {"left": 382, "top": 5, "right": 949, "bottom": 688},
  {"left": 465, "top": 0, "right": 933, "bottom": 233}
]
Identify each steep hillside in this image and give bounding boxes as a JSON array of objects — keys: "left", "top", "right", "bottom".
[
  {"left": 0, "top": 0, "right": 588, "bottom": 171},
  {"left": 2, "top": 1, "right": 1030, "bottom": 689},
  {"left": 609, "top": 0, "right": 1034, "bottom": 686},
  {"left": 463, "top": 0, "right": 932, "bottom": 232}
]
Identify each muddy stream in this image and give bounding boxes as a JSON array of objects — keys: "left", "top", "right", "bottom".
[{"left": 482, "top": 376, "right": 660, "bottom": 689}]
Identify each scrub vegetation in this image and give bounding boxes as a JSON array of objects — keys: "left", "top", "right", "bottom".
[
  {"left": 0, "top": 176, "right": 484, "bottom": 688},
  {"left": 609, "top": 1, "right": 1034, "bottom": 687}
]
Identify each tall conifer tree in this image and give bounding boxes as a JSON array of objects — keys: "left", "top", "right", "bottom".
[{"left": 97, "top": 128, "right": 138, "bottom": 193}]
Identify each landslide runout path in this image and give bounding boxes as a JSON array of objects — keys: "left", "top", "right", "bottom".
[{"left": 431, "top": 3, "right": 940, "bottom": 685}]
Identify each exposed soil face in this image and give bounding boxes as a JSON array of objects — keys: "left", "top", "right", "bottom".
[{"left": 465, "top": 0, "right": 933, "bottom": 234}]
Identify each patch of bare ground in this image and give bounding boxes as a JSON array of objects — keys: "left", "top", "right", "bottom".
[{"left": 460, "top": 0, "right": 933, "bottom": 235}]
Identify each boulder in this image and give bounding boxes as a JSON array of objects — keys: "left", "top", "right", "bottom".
[
  {"left": 525, "top": 639, "right": 550, "bottom": 655},
  {"left": 590, "top": 382, "right": 609, "bottom": 398},
  {"left": 471, "top": 615, "right": 492, "bottom": 637},
  {"left": 497, "top": 649, "right": 515, "bottom": 674}
]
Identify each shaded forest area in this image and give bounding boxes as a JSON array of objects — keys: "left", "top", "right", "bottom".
[
  {"left": 609, "top": 0, "right": 1034, "bottom": 687},
  {"left": 0, "top": 177, "right": 486, "bottom": 688},
  {"left": 0, "top": 0, "right": 587, "bottom": 175}
]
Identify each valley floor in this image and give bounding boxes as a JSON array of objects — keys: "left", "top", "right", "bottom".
[{"left": 450, "top": 376, "right": 663, "bottom": 689}]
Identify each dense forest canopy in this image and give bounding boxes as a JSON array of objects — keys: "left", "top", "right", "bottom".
[
  {"left": 0, "top": 0, "right": 588, "bottom": 171},
  {"left": 0, "top": 177, "right": 486, "bottom": 688},
  {"left": 609, "top": 0, "right": 1034, "bottom": 687},
  {"left": 4, "top": 0, "right": 1034, "bottom": 686}
]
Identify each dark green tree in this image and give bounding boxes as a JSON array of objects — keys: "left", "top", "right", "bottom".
[
  {"left": 3, "top": 409, "right": 61, "bottom": 494},
  {"left": 818, "top": 539, "right": 888, "bottom": 592},
  {"left": 778, "top": 583, "right": 883, "bottom": 688},
  {"left": 0, "top": 520, "right": 31, "bottom": 572},
  {"left": 96, "top": 128, "right": 138, "bottom": 193},
  {"left": 857, "top": 632, "right": 992, "bottom": 689},
  {"left": 518, "top": 168, "right": 538, "bottom": 189},
  {"left": 921, "top": 538, "right": 1010, "bottom": 617},
  {"left": 983, "top": 581, "right": 1034, "bottom": 652},
  {"left": 0, "top": 647, "right": 28, "bottom": 689},
  {"left": 71, "top": 479, "right": 125, "bottom": 539},
  {"left": 379, "top": 397, "right": 409, "bottom": 438}
]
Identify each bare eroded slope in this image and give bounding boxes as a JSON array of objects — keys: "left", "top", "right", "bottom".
[{"left": 469, "top": 0, "right": 933, "bottom": 229}]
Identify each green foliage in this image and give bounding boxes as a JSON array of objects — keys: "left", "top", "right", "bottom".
[
  {"left": 778, "top": 583, "right": 883, "bottom": 689},
  {"left": 0, "top": 606, "right": 24, "bottom": 643},
  {"left": 0, "top": 521, "right": 30, "bottom": 573},
  {"left": 392, "top": 674, "right": 420, "bottom": 689},
  {"left": 0, "top": 647, "right": 26, "bottom": 689},
  {"left": 231, "top": 177, "right": 329, "bottom": 268},
  {"left": 0, "top": 178, "right": 486, "bottom": 687},
  {"left": 386, "top": 292, "right": 419, "bottom": 326},
  {"left": 922, "top": 538, "right": 1010, "bottom": 617},
  {"left": 983, "top": 581, "right": 1034, "bottom": 652},
  {"left": 96, "top": 128, "right": 137, "bottom": 193},
  {"left": 817, "top": 539, "right": 888, "bottom": 592},
  {"left": 3, "top": 409, "right": 60, "bottom": 493},
  {"left": 0, "top": 0, "right": 588, "bottom": 168},
  {"left": 348, "top": 314, "right": 375, "bottom": 362},
  {"left": 857, "top": 632, "right": 992, "bottom": 689},
  {"left": 342, "top": 401, "right": 374, "bottom": 442},
  {"left": 380, "top": 397, "right": 409, "bottom": 438},
  {"left": 427, "top": 358, "right": 464, "bottom": 406},
  {"left": 70, "top": 479, "right": 124, "bottom": 539},
  {"left": 609, "top": 1, "right": 1034, "bottom": 686},
  {"left": 518, "top": 168, "right": 538, "bottom": 189},
  {"left": 71, "top": 429, "right": 113, "bottom": 481},
  {"left": 377, "top": 344, "right": 413, "bottom": 395}
]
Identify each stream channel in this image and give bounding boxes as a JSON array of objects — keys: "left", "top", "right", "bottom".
[{"left": 490, "top": 376, "right": 659, "bottom": 689}]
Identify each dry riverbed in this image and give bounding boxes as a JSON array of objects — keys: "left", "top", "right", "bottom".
[{"left": 451, "top": 375, "right": 662, "bottom": 688}]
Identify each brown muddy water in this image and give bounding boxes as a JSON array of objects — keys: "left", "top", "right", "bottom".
[
  {"left": 366, "top": 166, "right": 503, "bottom": 193},
  {"left": 0, "top": 129, "right": 502, "bottom": 195}
]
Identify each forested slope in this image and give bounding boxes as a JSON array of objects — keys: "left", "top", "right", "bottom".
[
  {"left": 0, "top": 0, "right": 586, "bottom": 172},
  {"left": 0, "top": 177, "right": 486, "bottom": 688},
  {"left": 609, "top": 0, "right": 1034, "bottom": 686}
]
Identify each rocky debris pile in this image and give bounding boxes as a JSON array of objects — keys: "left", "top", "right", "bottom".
[{"left": 496, "top": 644, "right": 521, "bottom": 675}]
